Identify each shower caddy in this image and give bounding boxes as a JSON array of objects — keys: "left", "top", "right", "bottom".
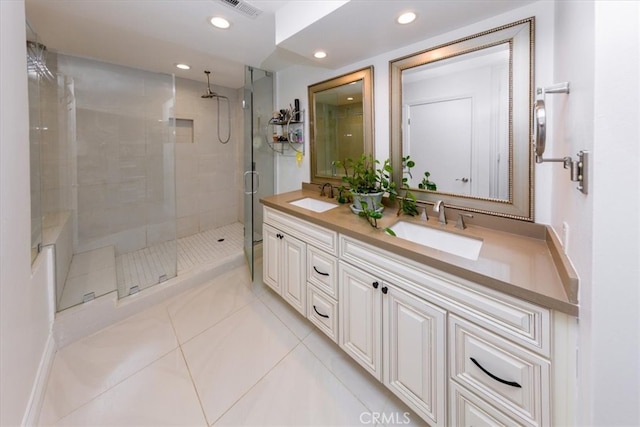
[{"left": 267, "top": 107, "right": 305, "bottom": 157}]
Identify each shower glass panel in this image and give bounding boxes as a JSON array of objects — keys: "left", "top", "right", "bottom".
[
  {"left": 53, "top": 54, "right": 176, "bottom": 309},
  {"left": 244, "top": 66, "right": 275, "bottom": 278},
  {"left": 26, "top": 23, "right": 43, "bottom": 264}
]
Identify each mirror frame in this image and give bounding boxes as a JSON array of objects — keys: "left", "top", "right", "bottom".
[
  {"left": 308, "top": 66, "right": 374, "bottom": 185},
  {"left": 390, "top": 18, "right": 535, "bottom": 221}
]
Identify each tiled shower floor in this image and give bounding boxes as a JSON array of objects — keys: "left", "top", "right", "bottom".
[{"left": 58, "top": 222, "right": 244, "bottom": 311}]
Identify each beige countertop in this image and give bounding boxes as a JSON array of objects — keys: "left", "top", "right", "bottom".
[{"left": 261, "top": 188, "right": 579, "bottom": 316}]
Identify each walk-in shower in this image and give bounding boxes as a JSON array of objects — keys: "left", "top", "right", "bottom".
[
  {"left": 201, "top": 70, "right": 231, "bottom": 144},
  {"left": 29, "top": 49, "right": 250, "bottom": 313}
]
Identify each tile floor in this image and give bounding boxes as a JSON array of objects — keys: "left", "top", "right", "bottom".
[{"left": 39, "top": 260, "right": 426, "bottom": 427}]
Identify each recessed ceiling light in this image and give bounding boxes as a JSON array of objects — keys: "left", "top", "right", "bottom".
[
  {"left": 314, "top": 51, "right": 327, "bottom": 59},
  {"left": 210, "top": 16, "right": 230, "bottom": 29},
  {"left": 347, "top": 97, "right": 354, "bottom": 101},
  {"left": 176, "top": 63, "right": 191, "bottom": 70},
  {"left": 397, "top": 12, "right": 416, "bottom": 25}
]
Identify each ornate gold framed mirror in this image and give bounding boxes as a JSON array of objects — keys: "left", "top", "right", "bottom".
[
  {"left": 308, "top": 66, "right": 374, "bottom": 185},
  {"left": 390, "top": 18, "right": 534, "bottom": 221}
]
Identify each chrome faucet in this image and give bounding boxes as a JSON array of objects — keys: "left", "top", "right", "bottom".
[
  {"left": 433, "top": 200, "right": 447, "bottom": 225},
  {"left": 320, "top": 183, "right": 334, "bottom": 198},
  {"left": 455, "top": 213, "right": 474, "bottom": 230}
]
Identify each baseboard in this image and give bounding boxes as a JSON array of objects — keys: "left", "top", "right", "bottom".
[{"left": 22, "top": 333, "right": 56, "bottom": 426}]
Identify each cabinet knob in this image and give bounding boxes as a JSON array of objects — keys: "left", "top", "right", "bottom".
[
  {"left": 381, "top": 286, "right": 388, "bottom": 294},
  {"left": 372, "top": 281, "right": 379, "bottom": 289}
]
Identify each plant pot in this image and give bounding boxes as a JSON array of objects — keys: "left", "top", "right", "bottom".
[{"left": 351, "top": 191, "right": 384, "bottom": 214}]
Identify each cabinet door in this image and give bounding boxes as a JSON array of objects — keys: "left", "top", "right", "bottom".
[
  {"left": 384, "top": 285, "right": 447, "bottom": 427},
  {"left": 281, "top": 234, "right": 307, "bottom": 315},
  {"left": 263, "top": 224, "right": 281, "bottom": 293},
  {"left": 339, "top": 262, "right": 382, "bottom": 380}
]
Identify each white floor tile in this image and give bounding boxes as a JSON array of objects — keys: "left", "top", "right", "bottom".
[
  {"left": 51, "top": 349, "right": 207, "bottom": 427},
  {"left": 39, "top": 304, "right": 178, "bottom": 424},
  {"left": 166, "top": 264, "right": 256, "bottom": 344},
  {"left": 259, "top": 287, "right": 314, "bottom": 340},
  {"left": 303, "top": 331, "right": 427, "bottom": 426},
  {"left": 41, "top": 257, "right": 432, "bottom": 427},
  {"left": 181, "top": 299, "right": 299, "bottom": 425},
  {"left": 213, "top": 344, "right": 370, "bottom": 426}
]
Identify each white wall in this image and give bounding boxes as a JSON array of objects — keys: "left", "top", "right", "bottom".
[
  {"left": 553, "top": 2, "right": 640, "bottom": 425},
  {"left": 0, "top": 1, "right": 55, "bottom": 425},
  {"left": 275, "top": 1, "right": 555, "bottom": 224}
]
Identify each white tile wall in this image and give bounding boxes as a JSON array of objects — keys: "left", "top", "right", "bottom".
[
  {"left": 174, "top": 77, "right": 242, "bottom": 238},
  {"left": 57, "top": 54, "right": 177, "bottom": 257}
]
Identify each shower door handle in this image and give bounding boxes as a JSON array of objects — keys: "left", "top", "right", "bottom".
[{"left": 243, "top": 171, "right": 259, "bottom": 195}]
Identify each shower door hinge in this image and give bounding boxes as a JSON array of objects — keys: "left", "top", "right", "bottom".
[
  {"left": 82, "top": 292, "right": 95, "bottom": 303},
  {"left": 158, "top": 274, "right": 168, "bottom": 283},
  {"left": 129, "top": 285, "right": 140, "bottom": 295}
]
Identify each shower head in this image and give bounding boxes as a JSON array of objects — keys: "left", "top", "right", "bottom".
[
  {"left": 27, "top": 40, "right": 54, "bottom": 80},
  {"left": 201, "top": 70, "right": 219, "bottom": 98}
]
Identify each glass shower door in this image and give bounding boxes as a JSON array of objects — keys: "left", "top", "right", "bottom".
[{"left": 243, "top": 66, "right": 274, "bottom": 279}]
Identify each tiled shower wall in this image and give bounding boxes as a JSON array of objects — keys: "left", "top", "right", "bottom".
[
  {"left": 57, "top": 54, "right": 176, "bottom": 256},
  {"left": 174, "top": 77, "right": 243, "bottom": 239}
]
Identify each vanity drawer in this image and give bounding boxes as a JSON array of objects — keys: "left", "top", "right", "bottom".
[
  {"left": 307, "top": 284, "right": 338, "bottom": 343},
  {"left": 450, "top": 381, "right": 534, "bottom": 427},
  {"left": 449, "top": 315, "right": 550, "bottom": 426},
  {"left": 307, "top": 246, "right": 338, "bottom": 298}
]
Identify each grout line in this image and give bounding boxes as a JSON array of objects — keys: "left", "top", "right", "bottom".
[
  {"left": 165, "top": 302, "right": 210, "bottom": 426},
  {"left": 207, "top": 341, "right": 306, "bottom": 426}
]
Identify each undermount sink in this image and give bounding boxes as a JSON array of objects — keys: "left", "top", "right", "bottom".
[
  {"left": 289, "top": 197, "right": 339, "bottom": 213},
  {"left": 389, "top": 221, "right": 483, "bottom": 261}
]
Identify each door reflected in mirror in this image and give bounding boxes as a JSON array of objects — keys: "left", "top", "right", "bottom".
[
  {"left": 309, "top": 67, "right": 374, "bottom": 185},
  {"left": 390, "top": 18, "right": 534, "bottom": 221},
  {"left": 403, "top": 43, "right": 509, "bottom": 200}
]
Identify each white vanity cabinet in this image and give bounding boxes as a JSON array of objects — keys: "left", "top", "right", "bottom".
[
  {"left": 339, "top": 261, "right": 447, "bottom": 426},
  {"left": 338, "top": 262, "right": 383, "bottom": 379},
  {"left": 263, "top": 223, "right": 307, "bottom": 315},
  {"left": 340, "top": 234, "right": 556, "bottom": 427},
  {"left": 262, "top": 204, "right": 573, "bottom": 427},
  {"left": 383, "top": 282, "right": 447, "bottom": 426},
  {"left": 263, "top": 207, "right": 339, "bottom": 322}
]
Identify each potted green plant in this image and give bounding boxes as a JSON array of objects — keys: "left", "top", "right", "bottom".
[
  {"left": 335, "top": 154, "right": 398, "bottom": 216},
  {"left": 396, "top": 155, "right": 438, "bottom": 217}
]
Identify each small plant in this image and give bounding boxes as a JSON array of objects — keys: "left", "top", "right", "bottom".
[
  {"left": 418, "top": 171, "right": 437, "bottom": 191},
  {"left": 358, "top": 200, "right": 384, "bottom": 228},
  {"left": 335, "top": 154, "right": 398, "bottom": 228},
  {"left": 396, "top": 156, "right": 420, "bottom": 217},
  {"left": 335, "top": 154, "right": 397, "bottom": 199}
]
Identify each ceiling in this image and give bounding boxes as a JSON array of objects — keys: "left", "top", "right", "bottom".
[{"left": 25, "top": 0, "right": 535, "bottom": 89}]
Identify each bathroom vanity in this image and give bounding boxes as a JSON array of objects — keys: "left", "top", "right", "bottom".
[{"left": 261, "top": 188, "right": 578, "bottom": 427}]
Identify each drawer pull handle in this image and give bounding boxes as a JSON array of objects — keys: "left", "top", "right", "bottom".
[
  {"left": 470, "top": 357, "right": 522, "bottom": 388},
  {"left": 313, "top": 266, "right": 330, "bottom": 276},
  {"left": 313, "top": 305, "right": 330, "bottom": 318}
]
